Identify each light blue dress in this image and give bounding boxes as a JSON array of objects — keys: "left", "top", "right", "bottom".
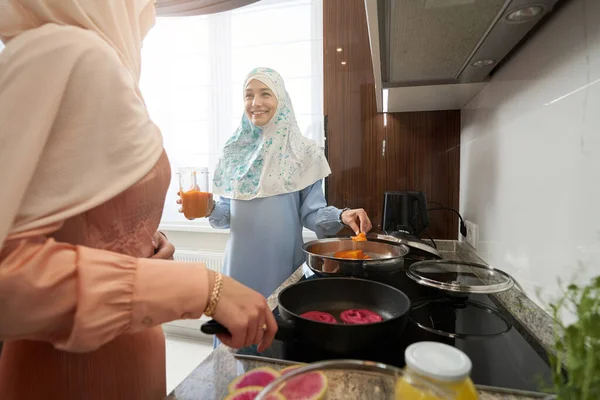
[
  {"left": 209, "top": 179, "right": 343, "bottom": 297},
  {"left": 209, "top": 68, "right": 343, "bottom": 348}
]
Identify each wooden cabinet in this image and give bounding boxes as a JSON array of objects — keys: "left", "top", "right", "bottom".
[{"left": 324, "top": 0, "right": 460, "bottom": 239}]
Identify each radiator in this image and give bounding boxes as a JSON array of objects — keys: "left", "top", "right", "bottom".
[
  {"left": 164, "top": 250, "right": 225, "bottom": 341},
  {"left": 173, "top": 250, "right": 224, "bottom": 273}
]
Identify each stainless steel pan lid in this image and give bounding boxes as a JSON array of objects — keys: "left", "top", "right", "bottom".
[
  {"left": 406, "top": 260, "right": 514, "bottom": 294},
  {"left": 367, "top": 233, "right": 441, "bottom": 259}
]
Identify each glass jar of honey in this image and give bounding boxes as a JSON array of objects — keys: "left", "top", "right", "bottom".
[{"left": 396, "top": 342, "right": 479, "bottom": 400}]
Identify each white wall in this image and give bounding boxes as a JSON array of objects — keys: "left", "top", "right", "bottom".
[{"left": 460, "top": 0, "right": 600, "bottom": 318}]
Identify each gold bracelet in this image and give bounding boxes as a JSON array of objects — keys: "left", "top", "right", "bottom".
[{"left": 204, "top": 272, "right": 223, "bottom": 317}]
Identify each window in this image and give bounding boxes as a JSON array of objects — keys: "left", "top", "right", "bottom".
[{"left": 140, "top": 0, "right": 324, "bottom": 229}]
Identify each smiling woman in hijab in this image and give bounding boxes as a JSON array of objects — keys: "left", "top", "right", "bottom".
[
  {"left": 0, "top": 1, "right": 278, "bottom": 399},
  {"left": 180, "top": 68, "right": 372, "bottom": 298}
]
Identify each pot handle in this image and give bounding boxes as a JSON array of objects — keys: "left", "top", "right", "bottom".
[{"left": 200, "top": 318, "right": 296, "bottom": 342}]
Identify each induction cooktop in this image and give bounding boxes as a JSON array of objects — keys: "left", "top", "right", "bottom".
[{"left": 235, "top": 261, "right": 553, "bottom": 393}]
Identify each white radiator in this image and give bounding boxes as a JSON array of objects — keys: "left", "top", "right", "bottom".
[
  {"left": 173, "top": 250, "right": 224, "bottom": 273},
  {"left": 164, "top": 250, "right": 225, "bottom": 341}
]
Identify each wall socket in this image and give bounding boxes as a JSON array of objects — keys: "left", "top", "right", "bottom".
[{"left": 464, "top": 220, "right": 479, "bottom": 250}]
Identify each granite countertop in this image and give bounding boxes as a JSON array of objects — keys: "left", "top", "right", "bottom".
[{"left": 166, "top": 241, "right": 555, "bottom": 400}]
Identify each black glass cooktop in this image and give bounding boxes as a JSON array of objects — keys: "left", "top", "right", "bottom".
[{"left": 235, "top": 264, "right": 553, "bottom": 393}]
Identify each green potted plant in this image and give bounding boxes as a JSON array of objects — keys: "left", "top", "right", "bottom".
[{"left": 544, "top": 276, "right": 600, "bottom": 399}]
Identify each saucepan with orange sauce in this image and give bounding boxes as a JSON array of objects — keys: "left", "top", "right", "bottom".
[{"left": 302, "top": 235, "right": 409, "bottom": 278}]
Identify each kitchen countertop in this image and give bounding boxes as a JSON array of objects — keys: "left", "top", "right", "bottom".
[{"left": 166, "top": 241, "right": 554, "bottom": 400}]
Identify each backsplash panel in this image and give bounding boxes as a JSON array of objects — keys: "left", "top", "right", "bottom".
[
  {"left": 323, "top": 0, "right": 461, "bottom": 239},
  {"left": 460, "top": 0, "right": 600, "bottom": 321}
]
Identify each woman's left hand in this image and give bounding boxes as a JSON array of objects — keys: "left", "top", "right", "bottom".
[
  {"left": 341, "top": 208, "right": 372, "bottom": 235},
  {"left": 152, "top": 231, "right": 175, "bottom": 260}
]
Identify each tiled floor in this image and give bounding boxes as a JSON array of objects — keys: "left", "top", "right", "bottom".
[{"left": 165, "top": 333, "right": 213, "bottom": 393}]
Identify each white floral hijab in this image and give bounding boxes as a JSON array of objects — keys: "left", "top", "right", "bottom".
[{"left": 213, "top": 67, "right": 331, "bottom": 200}]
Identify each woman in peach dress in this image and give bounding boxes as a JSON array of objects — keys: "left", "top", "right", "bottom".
[{"left": 0, "top": 1, "right": 277, "bottom": 399}]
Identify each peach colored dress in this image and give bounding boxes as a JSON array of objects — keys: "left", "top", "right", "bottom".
[{"left": 0, "top": 152, "right": 201, "bottom": 400}]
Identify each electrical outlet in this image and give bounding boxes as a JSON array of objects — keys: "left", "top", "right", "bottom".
[{"left": 464, "top": 220, "right": 479, "bottom": 250}]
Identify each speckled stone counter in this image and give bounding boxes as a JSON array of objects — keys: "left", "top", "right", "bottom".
[{"left": 166, "top": 242, "right": 554, "bottom": 400}]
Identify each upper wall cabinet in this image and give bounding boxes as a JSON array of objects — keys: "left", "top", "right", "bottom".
[{"left": 365, "top": 0, "right": 561, "bottom": 112}]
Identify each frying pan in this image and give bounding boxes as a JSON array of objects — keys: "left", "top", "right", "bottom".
[
  {"left": 201, "top": 277, "right": 411, "bottom": 354},
  {"left": 302, "top": 238, "right": 410, "bottom": 278}
]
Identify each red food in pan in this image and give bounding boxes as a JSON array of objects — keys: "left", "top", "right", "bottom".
[
  {"left": 340, "top": 309, "right": 383, "bottom": 324},
  {"left": 300, "top": 311, "right": 337, "bottom": 324}
]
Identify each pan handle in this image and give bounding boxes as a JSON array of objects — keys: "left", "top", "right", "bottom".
[
  {"left": 273, "top": 318, "right": 295, "bottom": 341},
  {"left": 200, "top": 318, "right": 296, "bottom": 342},
  {"left": 200, "top": 319, "right": 229, "bottom": 335}
]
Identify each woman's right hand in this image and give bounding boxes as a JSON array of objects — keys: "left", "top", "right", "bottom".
[{"left": 212, "top": 275, "right": 278, "bottom": 352}]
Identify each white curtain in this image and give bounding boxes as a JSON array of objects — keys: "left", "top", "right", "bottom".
[
  {"left": 156, "top": 0, "right": 259, "bottom": 16},
  {"left": 139, "top": 0, "right": 324, "bottom": 228}
]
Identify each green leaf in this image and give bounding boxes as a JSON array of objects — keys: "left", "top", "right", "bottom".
[{"left": 545, "top": 275, "right": 600, "bottom": 400}]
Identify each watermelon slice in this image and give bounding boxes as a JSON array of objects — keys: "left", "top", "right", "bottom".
[
  {"left": 228, "top": 367, "right": 280, "bottom": 393},
  {"left": 279, "top": 371, "right": 328, "bottom": 400},
  {"left": 300, "top": 311, "right": 337, "bottom": 324},
  {"left": 224, "top": 385, "right": 286, "bottom": 400},
  {"left": 280, "top": 365, "right": 305, "bottom": 375},
  {"left": 340, "top": 309, "right": 383, "bottom": 324},
  {"left": 224, "top": 386, "right": 263, "bottom": 400}
]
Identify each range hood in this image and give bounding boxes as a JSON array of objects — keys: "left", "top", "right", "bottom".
[{"left": 365, "top": 0, "right": 561, "bottom": 112}]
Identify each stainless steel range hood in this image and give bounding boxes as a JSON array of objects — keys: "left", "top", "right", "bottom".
[{"left": 365, "top": 0, "right": 561, "bottom": 112}]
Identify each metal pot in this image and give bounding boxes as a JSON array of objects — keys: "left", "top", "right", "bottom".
[{"left": 302, "top": 238, "right": 409, "bottom": 277}]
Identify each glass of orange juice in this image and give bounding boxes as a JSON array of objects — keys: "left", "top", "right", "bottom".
[{"left": 178, "top": 167, "right": 213, "bottom": 219}]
